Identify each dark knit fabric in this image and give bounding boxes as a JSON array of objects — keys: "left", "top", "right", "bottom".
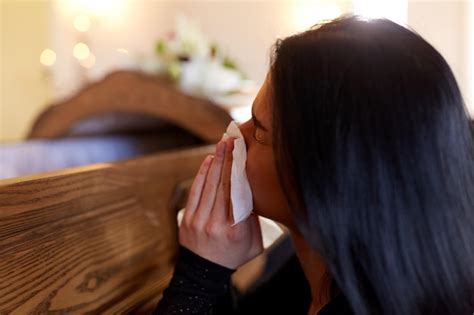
[{"left": 154, "top": 245, "right": 353, "bottom": 315}]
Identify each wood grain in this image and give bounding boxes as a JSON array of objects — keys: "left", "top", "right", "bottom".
[
  {"left": 0, "top": 145, "right": 215, "bottom": 314},
  {"left": 28, "top": 71, "right": 232, "bottom": 143}
]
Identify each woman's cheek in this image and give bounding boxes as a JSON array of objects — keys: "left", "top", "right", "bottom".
[
  {"left": 246, "top": 149, "right": 267, "bottom": 216},
  {"left": 245, "top": 147, "right": 290, "bottom": 224}
]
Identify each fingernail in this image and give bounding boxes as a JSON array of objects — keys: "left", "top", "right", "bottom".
[{"left": 205, "top": 155, "right": 214, "bottom": 164}]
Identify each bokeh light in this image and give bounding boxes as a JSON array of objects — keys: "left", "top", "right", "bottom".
[
  {"left": 116, "top": 48, "right": 129, "bottom": 55},
  {"left": 40, "top": 49, "right": 56, "bottom": 66},
  {"left": 73, "top": 42, "right": 90, "bottom": 60}
]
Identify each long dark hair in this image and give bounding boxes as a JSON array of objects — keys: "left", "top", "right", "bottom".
[{"left": 270, "top": 15, "right": 474, "bottom": 315}]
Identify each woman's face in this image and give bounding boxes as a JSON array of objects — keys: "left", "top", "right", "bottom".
[{"left": 239, "top": 73, "right": 296, "bottom": 230}]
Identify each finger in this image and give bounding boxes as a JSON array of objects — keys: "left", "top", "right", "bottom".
[
  {"left": 183, "top": 155, "right": 214, "bottom": 223},
  {"left": 193, "top": 140, "right": 226, "bottom": 225},
  {"left": 211, "top": 137, "right": 235, "bottom": 224},
  {"left": 245, "top": 213, "right": 263, "bottom": 253},
  {"left": 249, "top": 213, "right": 263, "bottom": 241}
]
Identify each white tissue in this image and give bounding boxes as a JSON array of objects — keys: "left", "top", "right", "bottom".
[{"left": 222, "top": 121, "right": 254, "bottom": 224}]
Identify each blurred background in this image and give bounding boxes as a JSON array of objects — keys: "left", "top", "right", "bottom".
[
  {"left": 1, "top": 2, "right": 472, "bottom": 311},
  {"left": 0, "top": 0, "right": 473, "bottom": 181},
  {"left": 1, "top": 0, "right": 472, "bottom": 143}
]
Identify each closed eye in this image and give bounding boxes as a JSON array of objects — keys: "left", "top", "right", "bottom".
[{"left": 251, "top": 111, "right": 268, "bottom": 132}]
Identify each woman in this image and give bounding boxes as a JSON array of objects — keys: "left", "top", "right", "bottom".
[{"left": 154, "top": 15, "right": 474, "bottom": 315}]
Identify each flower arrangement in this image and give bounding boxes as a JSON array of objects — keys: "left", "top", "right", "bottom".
[{"left": 151, "top": 14, "right": 248, "bottom": 98}]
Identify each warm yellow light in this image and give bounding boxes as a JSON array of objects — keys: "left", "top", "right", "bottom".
[
  {"left": 74, "top": 14, "right": 91, "bottom": 32},
  {"left": 290, "top": 2, "right": 342, "bottom": 32},
  {"left": 116, "top": 48, "right": 129, "bottom": 55},
  {"left": 58, "top": 0, "right": 126, "bottom": 22},
  {"left": 40, "top": 49, "right": 56, "bottom": 66},
  {"left": 353, "top": 0, "right": 407, "bottom": 25},
  {"left": 73, "top": 42, "right": 90, "bottom": 60},
  {"left": 82, "top": 0, "right": 118, "bottom": 16},
  {"left": 80, "top": 53, "right": 96, "bottom": 69}
]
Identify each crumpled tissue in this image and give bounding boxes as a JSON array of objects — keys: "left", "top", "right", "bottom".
[{"left": 222, "top": 121, "right": 254, "bottom": 224}]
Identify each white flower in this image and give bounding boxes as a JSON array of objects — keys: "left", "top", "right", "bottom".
[{"left": 179, "top": 57, "right": 243, "bottom": 97}]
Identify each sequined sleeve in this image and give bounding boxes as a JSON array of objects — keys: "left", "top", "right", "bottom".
[{"left": 153, "top": 246, "right": 236, "bottom": 315}]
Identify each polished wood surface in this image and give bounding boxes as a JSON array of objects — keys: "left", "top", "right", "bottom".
[
  {"left": 0, "top": 145, "right": 214, "bottom": 314},
  {"left": 28, "top": 71, "right": 232, "bottom": 143}
]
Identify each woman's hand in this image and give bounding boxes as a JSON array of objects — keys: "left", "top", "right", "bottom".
[{"left": 179, "top": 137, "right": 263, "bottom": 270}]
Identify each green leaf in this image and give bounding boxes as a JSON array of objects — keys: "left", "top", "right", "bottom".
[
  {"left": 222, "top": 56, "right": 237, "bottom": 70},
  {"left": 155, "top": 40, "right": 166, "bottom": 55},
  {"left": 167, "top": 61, "right": 182, "bottom": 81}
]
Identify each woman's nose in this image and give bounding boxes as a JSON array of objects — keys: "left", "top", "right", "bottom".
[{"left": 238, "top": 119, "right": 252, "bottom": 149}]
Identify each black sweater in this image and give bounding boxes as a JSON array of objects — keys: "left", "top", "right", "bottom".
[{"left": 154, "top": 246, "right": 353, "bottom": 315}]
